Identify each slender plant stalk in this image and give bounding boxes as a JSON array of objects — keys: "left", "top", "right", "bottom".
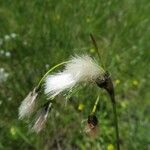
[
  {"left": 37, "top": 61, "right": 69, "bottom": 90},
  {"left": 90, "top": 34, "right": 120, "bottom": 148},
  {"left": 90, "top": 33, "right": 105, "bottom": 68},
  {"left": 91, "top": 95, "right": 100, "bottom": 114},
  {"left": 111, "top": 95, "right": 120, "bottom": 150},
  {"left": 90, "top": 33, "right": 101, "bottom": 60},
  {"left": 92, "top": 93, "right": 120, "bottom": 150}
]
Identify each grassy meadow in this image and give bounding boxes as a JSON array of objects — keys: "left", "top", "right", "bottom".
[{"left": 0, "top": 0, "right": 150, "bottom": 149}]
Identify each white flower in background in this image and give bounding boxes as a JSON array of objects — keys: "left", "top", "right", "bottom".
[
  {"left": 5, "top": 51, "right": 11, "bottom": 57},
  {"left": 3, "top": 33, "right": 17, "bottom": 41},
  {"left": 0, "top": 68, "right": 4, "bottom": 72},
  {"left": 45, "top": 55, "right": 105, "bottom": 98},
  {"left": 31, "top": 102, "right": 52, "bottom": 133},
  {"left": 4, "top": 35, "right": 11, "bottom": 41},
  {"left": 0, "top": 68, "right": 9, "bottom": 83},
  {"left": 23, "top": 41, "right": 28, "bottom": 45},
  {"left": 10, "top": 33, "right": 17, "bottom": 38},
  {"left": 18, "top": 88, "right": 38, "bottom": 119},
  {"left": 0, "top": 50, "right": 11, "bottom": 57},
  {"left": 45, "top": 64, "right": 50, "bottom": 69},
  {"left": 0, "top": 50, "right": 4, "bottom": 55}
]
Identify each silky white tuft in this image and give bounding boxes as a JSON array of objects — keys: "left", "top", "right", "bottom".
[
  {"left": 65, "top": 55, "right": 105, "bottom": 81},
  {"left": 45, "top": 55, "right": 105, "bottom": 98},
  {"left": 45, "top": 73, "right": 76, "bottom": 97},
  {"left": 19, "top": 88, "right": 38, "bottom": 119}
]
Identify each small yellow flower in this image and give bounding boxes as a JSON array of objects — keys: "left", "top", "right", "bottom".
[
  {"left": 10, "top": 126, "right": 17, "bottom": 136},
  {"left": 115, "top": 79, "right": 120, "bottom": 85},
  {"left": 56, "top": 14, "right": 60, "bottom": 20},
  {"left": 86, "top": 18, "right": 91, "bottom": 23},
  {"left": 107, "top": 144, "right": 114, "bottom": 150},
  {"left": 90, "top": 48, "right": 95, "bottom": 53},
  {"left": 78, "top": 103, "right": 85, "bottom": 111},
  {"left": 10, "top": 127, "right": 17, "bottom": 135},
  {"left": 53, "top": 14, "right": 60, "bottom": 21},
  {"left": 120, "top": 101, "right": 128, "bottom": 109},
  {"left": 133, "top": 80, "right": 138, "bottom": 86}
]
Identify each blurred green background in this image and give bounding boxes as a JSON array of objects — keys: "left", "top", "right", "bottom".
[{"left": 0, "top": 0, "right": 149, "bottom": 149}]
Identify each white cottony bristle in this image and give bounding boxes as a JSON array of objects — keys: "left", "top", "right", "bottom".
[
  {"left": 31, "top": 103, "right": 52, "bottom": 133},
  {"left": 31, "top": 109, "right": 48, "bottom": 133},
  {"left": 65, "top": 55, "right": 105, "bottom": 81},
  {"left": 45, "top": 55, "right": 105, "bottom": 98},
  {"left": 45, "top": 73, "right": 76, "bottom": 97},
  {"left": 19, "top": 88, "right": 38, "bottom": 119}
]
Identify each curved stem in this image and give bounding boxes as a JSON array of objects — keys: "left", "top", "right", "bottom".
[{"left": 36, "top": 61, "right": 69, "bottom": 91}]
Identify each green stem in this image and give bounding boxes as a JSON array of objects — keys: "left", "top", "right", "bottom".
[
  {"left": 90, "top": 33, "right": 101, "bottom": 60},
  {"left": 37, "top": 61, "right": 69, "bottom": 90},
  {"left": 111, "top": 97, "right": 120, "bottom": 150},
  {"left": 91, "top": 95, "right": 100, "bottom": 114},
  {"left": 90, "top": 33, "right": 105, "bottom": 68},
  {"left": 16, "top": 128, "right": 32, "bottom": 146}
]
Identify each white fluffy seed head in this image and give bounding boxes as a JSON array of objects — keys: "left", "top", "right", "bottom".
[
  {"left": 65, "top": 55, "right": 105, "bottom": 82},
  {"left": 45, "top": 73, "right": 76, "bottom": 98},
  {"left": 19, "top": 88, "right": 38, "bottom": 119},
  {"left": 44, "top": 54, "right": 105, "bottom": 98}
]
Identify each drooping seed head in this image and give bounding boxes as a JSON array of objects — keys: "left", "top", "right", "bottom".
[
  {"left": 31, "top": 102, "right": 52, "bottom": 133},
  {"left": 19, "top": 88, "right": 38, "bottom": 119}
]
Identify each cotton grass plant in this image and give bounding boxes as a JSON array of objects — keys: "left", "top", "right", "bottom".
[{"left": 19, "top": 36, "right": 120, "bottom": 149}]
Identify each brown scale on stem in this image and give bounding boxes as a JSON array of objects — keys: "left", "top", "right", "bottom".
[{"left": 96, "top": 72, "right": 115, "bottom": 103}]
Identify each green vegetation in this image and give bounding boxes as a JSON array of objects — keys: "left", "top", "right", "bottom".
[{"left": 0, "top": 0, "right": 149, "bottom": 149}]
